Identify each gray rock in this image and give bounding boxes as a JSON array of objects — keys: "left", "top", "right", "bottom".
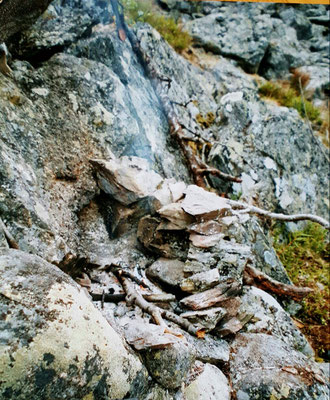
[
  {"left": 185, "top": 335, "right": 230, "bottom": 364},
  {"left": 230, "top": 333, "right": 328, "bottom": 400},
  {"left": 185, "top": 9, "right": 273, "bottom": 73},
  {"left": 180, "top": 307, "right": 227, "bottom": 332},
  {"left": 181, "top": 269, "right": 220, "bottom": 293},
  {"left": 143, "top": 341, "right": 195, "bottom": 390},
  {"left": 146, "top": 258, "right": 186, "bottom": 290},
  {"left": 184, "top": 362, "right": 231, "bottom": 400},
  {"left": 0, "top": 248, "right": 148, "bottom": 399},
  {"left": 240, "top": 286, "right": 314, "bottom": 356}
]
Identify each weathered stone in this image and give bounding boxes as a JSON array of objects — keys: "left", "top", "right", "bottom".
[
  {"left": 146, "top": 258, "right": 186, "bottom": 291},
  {"left": 137, "top": 216, "right": 189, "bottom": 259},
  {"left": 230, "top": 333, "right": 328, "bottom": 400},
  {"left": 240, "top": 286, "right": 314, "bottom": 356},
  {"left": 157, "top": 202, "right": 194, "bottom": 230},
  {"left": 186, "top": 335, "right": 230, "bottom": 364},
  {"left": 90, "top": 156, "right": 163, "bottom": 206},
  {"left": 144, "top": 341, "right": 195, "bottom": 390},
  {"left": 180, "top": 280, "right": 241, "bottom": 310},
  {"left": 184, "top": 362, "right": 231, "bottom": 400},
  {"left": 180, "top": 268, "right": 220, "bottom": 293},
  {"left": 180, "top": 307, "right": 226, "bottom": 332},
  {"left": 124, "top": 321, "right": 180, "bottom": 351},
  {"left": 181, "top": 185, "right": 231, "bottom": 219},
  {"left": 0, "top": 249, "right": 147, "bottom": 399},
  {"left": 189, "top": 232, "right": 225, "bottom": 248}
]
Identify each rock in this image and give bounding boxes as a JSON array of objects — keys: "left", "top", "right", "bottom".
[
  {"left": 184, "top": 362, "right": 231, "bottom": 400},
  {"left": 157, "top": 202, "right": 194, "bottom": 230},
  {"left": 138, "top": 216, "right": 189, "bottom": 259},
  {"left": 296, "top": 65, "right": 330, "bottom": 100},
  {"left": 184, "top": 7, "right": 273, "bottom": 72},
  {"left": 90, "top": 156, "right": 163, "bottom": 206},
  {"left": 239, "top": 286, "right": 314, "bottom": 356},
  {"left": 143, "top": 341, "right": 195, "bottom": 390},
  {"left": 146, "top": 258, "right": 186, "bottom": 291},
  {"left": 185, "top": 335, "right": 230, "bottom": 364},
  {"left": 124, "top": 321, "right": 180, "bottom": 351},
  {"left": 181, "top": 185, "right": 231, "bottom": 219},
  {"left": 180, "top": 307, "right": 226, "bottom": 332},
  {"left": 180, "top": 280, "right": 241, "bottom": 310},
  {"left": 189, "top": 233, "right": 225, "bottom": 249},
  {"left": 230, "top": 333, "right": 328, "bottom": 400},
  {"left": 0, "top": 0, "right": 53, "bottom": 43},
  {"left": 0, "top": 249, "right": 148, "bottom": 399},
  {"left": 180, "top": 269, "right": 220, "bottom": 293}
]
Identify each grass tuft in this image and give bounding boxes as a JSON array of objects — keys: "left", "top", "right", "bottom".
[
  {"left": 122, "top": 0, "right": 192, "bottom": 53},
  {"left": 258, "top": 81, "right": 322, "bottom": 124},
  {"left": 272, "top": 222, "right": 329, "bottom": 360}
]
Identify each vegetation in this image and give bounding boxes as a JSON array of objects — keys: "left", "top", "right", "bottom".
[
  {"left": 258, "top": 81, "right": 322, "bottom": 124},
  {"left": 272, "top": 222, "right": 329, "bottom": 360},
  {"left": 122, "top": 0, "right": 192, "bottom": 53}
]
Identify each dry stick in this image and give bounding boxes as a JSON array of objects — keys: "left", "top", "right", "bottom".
[
  {"left": 298, "top": 77, "right": 329, "bottom": 163},
  {"left": 243, "top": 264, "right": 313, "bottom": 302},
  {"left": 0, "top": 217, "right": 19, "bottom": 249},
  {"left": 229, "top": 200, "right": 329, "bottom": 229},
  {"left": 126, "top": 29, "right": 241, "bottom": 188},
  {"left": 115, "top": 270, "right": 205, "bottom": 337},
  {"left": 107, "top": 263, "right": 151, "bottom": 289}
]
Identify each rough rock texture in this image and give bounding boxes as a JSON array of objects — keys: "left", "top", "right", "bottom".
[
  {"left": 0, "top": 249, "right": 147, "bottom": 399},
  {"left": 230, "top": 333, "right": 328, "bottom": 400},
  {"left": 0, "top": 0, "right": 329, "bottom": 398}
]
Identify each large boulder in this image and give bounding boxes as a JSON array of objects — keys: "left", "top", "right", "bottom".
[{"left": 0, "top": 249, "right": 148, "bottom": 399}]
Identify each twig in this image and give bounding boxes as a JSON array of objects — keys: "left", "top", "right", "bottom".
[
  {"left": 0, "top": 217, "right": 19, "bottom": 249},
  {"left": 243, "top": 264, "right": 313, "bottom": 301},
  {"left": 229, "top": 200, "right": 329, "bottom": 229},
  {"left": 298, "top": 77, "right": 329, "bottom": 163},
  {"left": 114, "top": 269, "right": 205, "bottom": 337},
  {"left": 107, "top": 263, "right": 151, "bottom": 289}
]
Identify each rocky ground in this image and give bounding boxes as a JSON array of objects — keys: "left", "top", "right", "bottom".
[{"left": 0, "top": 0, "right": 329, "bottom": 399}]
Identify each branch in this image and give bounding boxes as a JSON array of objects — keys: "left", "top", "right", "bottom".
[
  {"left": 125, "top": 29, "right": 241, "bottom": 188},
  {"left": 114, "top": 269, "right": 205, "bottom": 337},
  {"left": 243, "top": 264, "right": 313, "bottom": 301},
  {"left": 229, "top": 200, "right": 329, "bottom": 229}
]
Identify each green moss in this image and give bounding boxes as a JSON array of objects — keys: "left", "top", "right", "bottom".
[
  {"left": 122, "top": 0, "right": 192, "bottom": 53},
  {"left": 258, "top": 81, "right": 321, "bottom": 124},
  {"left": 196, "top": 112, "right": 215, "bottom": 128},
  {"left": 272, "top": 222, "right": 329, "bottom": 359}
]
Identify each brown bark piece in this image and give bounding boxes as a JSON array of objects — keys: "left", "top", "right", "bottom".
[{"left": 243, "top": 264, "right": 313, "bottom": 301}]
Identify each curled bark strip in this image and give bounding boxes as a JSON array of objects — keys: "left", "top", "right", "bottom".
[
  {"left": 229, "top": 200, "right": 329, "bottom": 229},
  {"left": 125, "top": 29, "right": 241, "bottom": 188},
  {"left": 115, "top": 269, "right": 204, "bottom": 337},
  {"left": 0, "top": 217, "right": 19, "bottom": 249},
  {"left": 243, "top": 264, "right": 313, "bottom": 301}
]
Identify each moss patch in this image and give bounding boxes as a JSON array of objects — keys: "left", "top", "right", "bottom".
[
  {"left": 122, "top": 0, "right": 192, "bottom": 53},
  {"left": 196, "top": 111, "right": 215, "bottom": 128},
  {"left": 272, "top": 223, "right": 330, "bottom": 360}
]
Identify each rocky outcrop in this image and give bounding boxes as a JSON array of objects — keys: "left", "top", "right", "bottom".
[
  {"left": 0, "top": 249, "right": 147, "bottom": 399},
  {"left": 0, "top": 0, "right": 329, "bottom": 399}
]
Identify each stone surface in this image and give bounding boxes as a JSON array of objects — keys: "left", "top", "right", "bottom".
[
  {"left": 184, "top": 362, "right": 231, "bottom": 400},
  {"left": 143, "top": 341, "right": 195, "bottom": 390},
  {"left": 146, "top": 258, "right": 186, "bottom": 291},
  {"left": 0, "top": 249, "right": 147, "bottom": 399},
  {"left": 230, "top": 333, "right": 328, "bottom": 400},
  {"left": 240, "top": 286, "right": 314, "bottom": 356}
]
